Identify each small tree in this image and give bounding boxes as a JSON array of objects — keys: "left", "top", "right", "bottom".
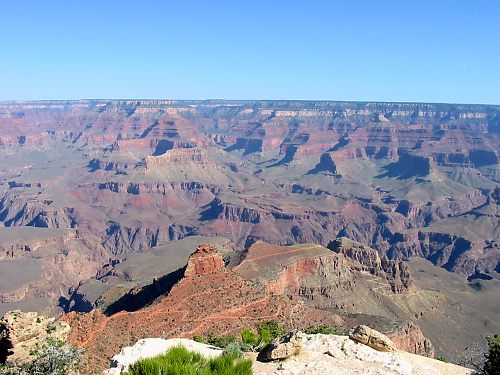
[
  {"left": 483, "top": 334, "right": 500, "bottom": 375},
  {"left": 26, "top": 338, "right": 85, "bottom": 375}
]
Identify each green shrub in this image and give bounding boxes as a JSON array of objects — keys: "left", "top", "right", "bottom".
[
  {"left": 193, "top": 335, "right": 206, "bottom": 344},
  {"left": 124, "top": 345, "right": 252, "bottom": 375},
  {"left": 0, "top": 338, "right": 85, "bottom": 375},
  {"left": 304, "top": 325, "right": 344, "bottom": 335},
  {"left": 483, "top": 334, "right": 500, "bottom": 375},
  {"left": 222, "top": 341, "right": 243, "bottom": 358},
  {"left": 241, "top": 328, "right": 259, "bottom": 346},
  {"left": 207, "top": 335, "right": 237, "bottom": 349},
  {"left": 44, "top": 323, "right": 56, "bottom": 335},
  {"left": 256, "top": 321, "right": 287, "bottom": 343},
  {"left": 436, "top": 356, "right": 447, "bottom": 363}
]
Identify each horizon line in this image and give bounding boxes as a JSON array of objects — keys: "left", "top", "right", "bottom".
[{"left": 1, "top": 98, "right": 499, "bottom": 107}]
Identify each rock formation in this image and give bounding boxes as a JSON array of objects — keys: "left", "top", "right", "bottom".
[
  {"left": 252, "top": 334, "right": 474, "bottom": 375},
  {"left": 349, "top": 325, "right": 397, "bottom": 352},
  {"left": 329, "top": 237, "right": 413, "bottom": 293},
  {"left": 183, "top": 244, "right": 225, "bottom": 277},
  {"left": 63, "top": 244, "right": 341, "bottom": 374},
  {"left": 0, "top": 310, "right": 70, "bottom": 365},
  {"left": 0, "top": 99, "right": 498, "bottom": 369},
  {"left": 260, "top": 331, "right": 306, "bottom": 361},
  {"left": 387, "top": 321, "right": 435, "bottom": 358}
]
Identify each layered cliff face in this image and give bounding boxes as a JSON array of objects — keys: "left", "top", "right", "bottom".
[
  {"left": 329, "top": 237, "right": 413, "bottom": 293},
  {"left": 387, "top": 321, "right": 435, "bottom": 358},
  {"left": 233, "top": 240, "right": 414, "bottom": 316}
]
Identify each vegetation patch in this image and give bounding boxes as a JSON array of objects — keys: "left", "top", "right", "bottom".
[
  {"left": 0, "top": 338, "right": 85, "bottom": 375},
  {"left": 483, "top": 334, "right": 500, "bottom": 375},
  {"left": 304, "top": 325, "right": 344, "bottom": 335},
  {"left": 124, "top": 345, "right": 252, "bottom": 375},
  {"left": 194, "top": 321, "right": 289, "bottom": 354}
]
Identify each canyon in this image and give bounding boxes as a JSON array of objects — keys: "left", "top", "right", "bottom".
[{"left": 0, "top": 99, "right": 498, "bottom": 370}]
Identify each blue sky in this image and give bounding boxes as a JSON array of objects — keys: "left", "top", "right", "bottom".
[{"left": 1, "top": 1, "right": 499, "bottom": 103}]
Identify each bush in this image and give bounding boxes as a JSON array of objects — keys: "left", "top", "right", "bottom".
[
  {"left": 304, "top": 325, "right": 344, "bottom": 335},
  {"left": 241, "top": 328, "right": 259, "bottom": 347},
  {"left": 124, "top": 345, "right": 252, "bottom": 375},
  {"left": 0, "top": 338, "right": 85, "bottom": 375},
  {"left": 207, "top": 335, "right": 237, "bottom": 349},
  {"left": 256, "top": 321, "right": 287, "bottom": 343},
  {"left": 237, "top": 322, "right": 289, "bottom": 353},
  {"left": 222, "top": 341, "right": 243, "bottom": 358},
  {"left": 483, "top": 334, "right": 500, "bottom": 375},
  {"left": 193, "top": 335, "right": 206, "bottom": 344}
]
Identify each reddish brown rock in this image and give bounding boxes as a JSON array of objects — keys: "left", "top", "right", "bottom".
[
  {"left": 387, "top": 321, "right": 435, "bottom": 358},
  {"left": 183, "top": 244, "right": 225, "bottom": 277}
]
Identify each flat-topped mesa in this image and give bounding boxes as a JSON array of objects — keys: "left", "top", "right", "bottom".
[
  {"left": 329, "top": 237, "right": 413, "bottom": 293},
  {"left": 183, "top": 244, "right": 225, "bottom": 277}
]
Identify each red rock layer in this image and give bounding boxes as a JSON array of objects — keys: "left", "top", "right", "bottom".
[{"left": 183, "top": 244, "right": 225, "bottom": 277}]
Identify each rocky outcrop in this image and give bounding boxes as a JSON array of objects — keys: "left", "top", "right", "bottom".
[
  {"left": 349, "top": 325, "right": 397, "bottom": 352},
  {"left": 387, "top": 321, "right": 435, "bottom": 358},
  {"left": 183, "top": 244, "right": 225, "bottom": 277},
  {"left": 307, "top": 152, "right": 338, "bottom": 175},
  {"left": 265, "top": 254, "right": 354, "bottom": 298},
  {"left": 0, "top": 310, "right": 70, "bottom": 365},
  {"left": 252, "top": 334, "right": 474, "bottom": 375},
  {"left": 329, "top": 237, "right": 413, "bottom": 293},
  {"left": 260, "top": 331, "right": 306, "bottom": 361}
]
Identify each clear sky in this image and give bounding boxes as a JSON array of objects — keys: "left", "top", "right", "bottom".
[{"left": 1, "top": 0, "right": 499, "bottom": 104}]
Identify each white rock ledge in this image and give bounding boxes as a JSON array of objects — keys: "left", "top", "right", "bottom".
[
  {"left": 103, "top": 338, "right": 223, "bottom": 374},
  {"left": 104, "top": 335, "right": 475, "bottom": 375}
]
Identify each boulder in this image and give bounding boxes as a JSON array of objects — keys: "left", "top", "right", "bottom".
[
  {"left": 260, "top": 331, "right": 306, "bottom": 361},
  {"left": 349, "top": 325, "right": 397, "bottom": 352}
]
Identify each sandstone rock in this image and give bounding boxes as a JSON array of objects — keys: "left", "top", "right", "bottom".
[
  {"left": 349, "top": 325, "right": 397, "bottom": 352},
  {"left": 261, "top": 331, "right": 306, "bottom": 361},
  {"left": 103, "top": 338, "right": 223, "bottom": 374},
  {"left": 183, "top": 243, "right": 225, "bottom": 277},
  {"left": 0, "top": 310, "right": 71, "bottom": 364}
]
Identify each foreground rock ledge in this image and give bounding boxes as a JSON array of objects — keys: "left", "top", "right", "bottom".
[{"left": 104, "top": 335, "right": 474, "bottom": 375}]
